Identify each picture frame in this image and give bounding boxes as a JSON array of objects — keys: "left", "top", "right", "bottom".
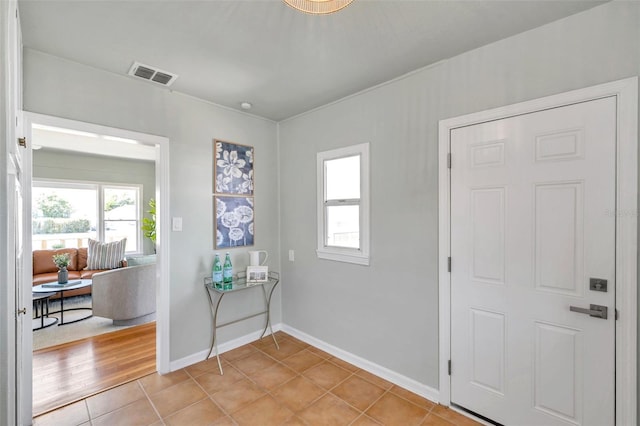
[
  {"left": 214, "top": 196, "right": 254, "bottom": 249},
  {"left": 214, "top": 139, "right": 254, "bottom": 196},
  {"left": 247, "top": 265, "right": 269, "bottom": 283}
]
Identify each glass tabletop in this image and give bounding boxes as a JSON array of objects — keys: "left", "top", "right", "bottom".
[
  {"left": 32, "top": 279, "right": 92, "bottom": 293},
  {"left": 204, "top": 274, "right": 279, "bottom": 294}
]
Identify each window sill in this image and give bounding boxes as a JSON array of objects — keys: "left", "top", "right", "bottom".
[{"left": 316, "top": 248, "right": 369, "bottom": 266}]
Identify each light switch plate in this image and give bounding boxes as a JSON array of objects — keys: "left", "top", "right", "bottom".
[
  {"left": 172, "top": 217, "right": 183, "bottom": 232},
  {"left": 288, "top": 250, "right": 295, "bottom": 261}
]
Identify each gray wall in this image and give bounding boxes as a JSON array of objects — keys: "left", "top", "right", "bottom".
[
  {"left": 278, "top": 1, "right": 640, "bottom": 391},
  {"left": 32, "top": 149, "right": 156, "bottom": 254},
  {"left": 24, "top": 49, "right": 281, "bottom": 362}
]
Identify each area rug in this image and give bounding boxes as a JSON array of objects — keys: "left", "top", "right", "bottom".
[{"left": 32, "top": 295, "right": 144, "bottom": 351}]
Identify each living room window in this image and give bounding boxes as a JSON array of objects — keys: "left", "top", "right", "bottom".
[
  {"left": 32, "top": 181, "right": 142, "bottom": 253},
  {"left": 102, "top": 185, "right": 140, "bottom": 253},
  {"left": 316, "top": 143, "right": 370, "bottom": 265}
]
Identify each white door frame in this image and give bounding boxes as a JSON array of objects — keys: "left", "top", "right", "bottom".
[
  {"left": 438, "top": 77, "right": 638, "bottom": 425},
  {"left": 22, "top": 112, "right": 171, "bottom": 417}
]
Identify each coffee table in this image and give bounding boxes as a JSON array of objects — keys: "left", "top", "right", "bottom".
[
  {"left": 32, "top": 292, "right": 58, "bottom": 330},
  {"left": 32, "top": 279, "right": 93, "bottom": 326}
]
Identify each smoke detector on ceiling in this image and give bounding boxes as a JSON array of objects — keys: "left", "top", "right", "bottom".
[{"left": 128, "top": 62, "right": 178, "bottom": 87}]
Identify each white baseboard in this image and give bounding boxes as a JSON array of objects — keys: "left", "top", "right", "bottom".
[
  {"left": 170, "top": 322, "right": 440, "bottom": 406},
  {"left": 280, "top": 324, "right": 440, "bottom": 404},
  {"left": 170, "top": 322, "right": 282, "bottom": 371}
]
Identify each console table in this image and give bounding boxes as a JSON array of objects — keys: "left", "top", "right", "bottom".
[{"left": 203, "top": 271, "right": 280, "bottom": 375}]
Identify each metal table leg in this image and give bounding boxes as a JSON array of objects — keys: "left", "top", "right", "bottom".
[
  {"left": 260, "top": 282, "right": 280, "bottom": 349},
  {"left": 205, "top": 290, "right": 225, "bottom": 375},
  {"left": 59, "top": 292, "right": 64, "bottom": 324}
]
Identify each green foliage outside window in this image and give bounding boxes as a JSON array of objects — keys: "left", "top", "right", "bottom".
[
  {"left": 33, "top": 219, "right": 91, "bottom": 234},
  {"left": 105, "top": 194, "right": 134, "bottom": 212},
  {"left": 36, "top": 194, "right": 72, "bottom": 218},
  {"left": 141, "top": 198, "right": 156, "bottom": 244}
]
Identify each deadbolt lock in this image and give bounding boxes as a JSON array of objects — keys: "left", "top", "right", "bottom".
[{"left": 590, "top": 278, "right": 608, "bottom": 292}]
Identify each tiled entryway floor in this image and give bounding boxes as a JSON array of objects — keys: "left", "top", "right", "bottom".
[{"left": 34, "top": 332, "right": 481, "bottom": 426}]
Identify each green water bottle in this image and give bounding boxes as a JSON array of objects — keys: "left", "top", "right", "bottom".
[
  {"left": 212, "top": 253, "right": 223, "bottom": 289},
  {"left": 223, "top": 252, "right": 233, "bottom": 290}
]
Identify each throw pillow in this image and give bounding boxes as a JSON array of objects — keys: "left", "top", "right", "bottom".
[{"left": 86, "top": 238, "right": 127, "bottom": 270}]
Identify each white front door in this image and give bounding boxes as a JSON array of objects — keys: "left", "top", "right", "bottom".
[
  {"left": 450, "top": 96, "right": 616, "bottom": 425},
  {"left": 11, "top": 172, "right": 27, "bottom": 423}
]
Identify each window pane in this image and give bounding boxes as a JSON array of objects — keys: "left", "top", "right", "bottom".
[
  {"left": 32, "top": 186, "right": 97, "bottom": 249},
  {"left": 104, "top": 188, "right": 137, "bottom": 220},
  {"left": 326, "top": 205, "right": 359, "bottom": 249},
  {"left": 104, "top": 187, "right": 139, "bottom": 252},
  {"left": 325, "top": 155, "right": 360, "bottom": 200},
  {"left": 105, "top": 220, "right": 138, "bottom": 252}
]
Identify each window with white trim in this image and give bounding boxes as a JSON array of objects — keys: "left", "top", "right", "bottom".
[
  {"left": 32, "top": 181, "right": 142, "bottom": 254},
  {"left": 317, "top": 143, "right": 370, "bottom": 265}
]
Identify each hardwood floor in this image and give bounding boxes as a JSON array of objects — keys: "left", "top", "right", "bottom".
[{"left": 32, "top": 322, "right": 156, "bottom": 416}]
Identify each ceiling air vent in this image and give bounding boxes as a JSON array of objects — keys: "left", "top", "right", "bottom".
[{"left": 128, "top": 62, "right": 178, "bottom": 87}]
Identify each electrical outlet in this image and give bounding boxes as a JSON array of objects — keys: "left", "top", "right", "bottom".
[{"left": 288, "top": 250, "right": 295, "bottom": 261}]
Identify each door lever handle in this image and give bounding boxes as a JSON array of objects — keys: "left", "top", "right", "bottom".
[{"left": 569, "top": 304, "right": 608, "bottom": 319}]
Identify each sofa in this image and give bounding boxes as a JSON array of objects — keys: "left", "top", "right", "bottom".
[
  {"left": 32, "top": 248, "right": 125, "bottom": 298},
  {"left": 92, "top": 263, "right": 156, "bottom": 326}
]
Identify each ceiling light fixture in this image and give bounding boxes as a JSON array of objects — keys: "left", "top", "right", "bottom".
[
  {"left": 283, "top": 0, "right": 354, "bottom": 15},
  {"left": 32, "top": 124, "right": 99, "bottom": 138},
  {"left": 103, "top": 135, "right": 139, "bottom": 144}
]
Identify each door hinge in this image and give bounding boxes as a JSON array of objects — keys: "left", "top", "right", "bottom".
[
  {"left": 18, "top": 137, "right": 26, "bottom": 148},
  {"left": 615, "top": 309, "right": 619, "bottom": 320},
  {"left": 447, "top": 153, "right": 452, "bottom": 169},
  {"left": 448, "top": 360, "right": 452, "bottom": 375},
  {"left": 447, "top": 257, "right": 451, "bottom": 272}
]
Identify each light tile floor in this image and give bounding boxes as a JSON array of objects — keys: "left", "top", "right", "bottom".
[{"left": 34, "top": 332, "right": 481, "bottom": 426}]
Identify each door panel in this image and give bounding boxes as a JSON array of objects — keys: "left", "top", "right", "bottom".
[
  {"left": 471, "top": 188, "right": 505, "bottom": 284},
  {"left": 534, "top": 321, "right": 582, "bottom": 423},
  {"left": 534, "top": 182, "right": 583, "bottom": 296},
  {"left": 450, "top": 96, "right": 616, "bottom": 425},
  {"left": 469, "top": 308, "right": 505, "bottom": 395}
]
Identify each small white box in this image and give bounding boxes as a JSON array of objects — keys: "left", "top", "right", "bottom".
[{"left": 246, "top": 265, "right": 269, "bottom": 283}]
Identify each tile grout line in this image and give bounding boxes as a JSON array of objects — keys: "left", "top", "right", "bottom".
[
  {"left": 227, "top": 334, "right": 441, "bottom": 424},
  {"left": 137, "top": 376, "right": 173, "bottom": 424},
  {"left": 184, "top": 364, "right": 244, "bottom": 423},
  {"left": 228, "top": 350, "right": 325, "bottom": 418},
  {"left": 68, "top": 332, "right": 458, "bottom": 426},
  {"left": 83, "top": 400, "right": 91, "bottom": 426},
  {"left": 226, "top": 342, "right": 360, "bottom": 420},
  {"left": 81, "top": 382, "right": 146, "bottom": 425}
]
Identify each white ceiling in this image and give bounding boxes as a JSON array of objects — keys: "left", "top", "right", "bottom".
[{"left": 19, "top": 0, "right": 607, "bottom": 122}]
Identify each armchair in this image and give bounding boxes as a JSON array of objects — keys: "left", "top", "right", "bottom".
[{"left": 92, "top": 264, "right": 156, "bottom": 326}]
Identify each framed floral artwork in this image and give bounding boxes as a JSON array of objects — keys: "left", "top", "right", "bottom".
[
  {"left": 214, "top": 140, "right": 254, "bottom": 195},
  {"left": 214, "top": 196, "right": 254, "bottom": 248}
]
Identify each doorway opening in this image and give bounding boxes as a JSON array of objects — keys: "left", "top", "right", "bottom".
[{"left": 22, "top": 112, "right": 170, "bottom": 417}]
